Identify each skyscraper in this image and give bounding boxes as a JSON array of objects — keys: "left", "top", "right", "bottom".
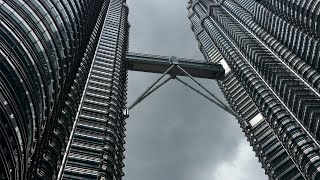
[
  {"left": 0, "top": 0, "right": 110, "bottom": 179},
  {"left": 1, "top": 0, "right": 320, "bottom": 179},
  {"left": 187, "top": 0, "right": 320, "bottom": 179},
  {"left": 57, "top": 1, "right": 129, "bottom": 179}
]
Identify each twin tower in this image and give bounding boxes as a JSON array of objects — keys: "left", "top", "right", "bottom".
[{"left": 1, "top": 0, "right": 320, "bottom": 179}]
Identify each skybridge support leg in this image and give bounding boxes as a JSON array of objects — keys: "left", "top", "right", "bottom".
[
  {"left": 128, "top": 72, "right": 173, "bottom": 110},
  {"left": 126, "top": 56, "right": 244, "bottom": 124},
  {"left": 175, "top": 65, "right": 242, "bottom": 120}
]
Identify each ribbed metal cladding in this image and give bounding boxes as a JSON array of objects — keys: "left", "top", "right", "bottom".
[
  {"left": 202, "top": 3, "right": 320, "bottom": 179},
  {"left": 220, "top": 0, "right": 320, "bottom": 93},
  {"left": 0, "top": 0, "right": 104, "bottom": 179},
  {"left": 188, "top": 0, "right": 320, "bottom": 179},
  {"left": 188, "top": 3, "right": 305, "bottom": 179},
  {"left": 218, "top": 73, "right": 304, "bottom": 180},
  {"left": 60, "top": 0, "right": 129, "bottom": 179},
  {"left": 210, "top": 0, "right": 320, "bottom": 141},
  {"left": 257, "top": 0, "right": 320, "bottom": 39},
  {"left": 253, "top": 3, "right": 320, "bottom": 71},
  {"left": 35, "top": 1, "right": 110, "bottom": 179}
]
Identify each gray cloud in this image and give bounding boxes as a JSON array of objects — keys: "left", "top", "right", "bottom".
[{"left": 124, "top": 0, "right": 267, "bottom": 180}]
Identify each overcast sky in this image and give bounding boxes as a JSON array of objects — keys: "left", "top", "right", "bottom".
[{"left": 123, "top": 0, "right": 267, "bottom": 180}]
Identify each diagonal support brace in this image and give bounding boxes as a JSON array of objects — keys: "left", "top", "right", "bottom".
[
  {"left": 175, "top": 77, "right": 235, "bottom": 116},
  {"left": 128, "top": 76, "right": 172, "bottom": 110},
  {"left": 128, "top": 65, "right": 175, "bottom": 110},
  {"left": 175, "top": 65, "right": 248, "bottom": 124},
  {"left": 127, "top": 62, "right": 247, "bottom": 127}
]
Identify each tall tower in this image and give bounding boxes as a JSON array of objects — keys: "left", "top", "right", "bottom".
[
  {"left": 1, "top": 0, "right": 224, "bottom": 179},
  {"left": 58, "top": 0, "right": 129, "bottom": 179},
  {"left": 187, "top": 0, "right": 320, "bottom": 179},
  {"left": 0, "top": 0, "right": 107, "bottom": 179},
  {"left": 2, "top": 0, "right": 320, "bottom": 180}
]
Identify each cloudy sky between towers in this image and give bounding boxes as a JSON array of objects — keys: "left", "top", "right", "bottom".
[{"left": 123, "top": 0, "right": 267, "bottom": 180}]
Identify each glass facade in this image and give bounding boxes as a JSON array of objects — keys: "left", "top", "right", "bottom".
[
  {"left": 187, "top": 0, "right": 320, "bottom": 179},
  {"left": 0, "top": 0, "right": 105, "bottom": 179},
  {"left": 58, "top": 0, "right": 129, "bottom": 179},
  {"left": 2, "top": 0, "right": 320, "bottom": 179}
]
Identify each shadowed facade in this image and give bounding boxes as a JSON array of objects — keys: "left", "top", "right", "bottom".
[
  {"left": 187, "top": 0, "right": 320, "bottom": 179},
  {"left": 1, "top": 0, "right": 320, "bottom": 180}
]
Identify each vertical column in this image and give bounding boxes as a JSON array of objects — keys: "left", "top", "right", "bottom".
[
  {"left": 98, "top": 1, "right": 129, "bottom": 179},
  {"left": 59, "top": 0, "right": 129, "bottom": 179},
  {"left": 36, "top": 0, "right": 110, "bottom": 179}
]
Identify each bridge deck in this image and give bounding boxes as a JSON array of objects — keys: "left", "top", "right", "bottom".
[{"left": 126, "top": 52, "right": 225, "bottom": 80}]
